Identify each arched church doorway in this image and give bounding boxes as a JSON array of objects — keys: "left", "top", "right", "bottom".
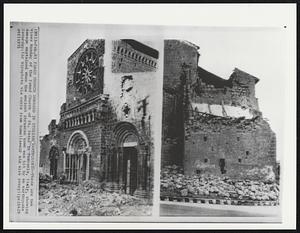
[
  {"left": 66, "top": 131, "right": 91, "bottom": 183},
  {"left": 110, "top": 122, "right": 150, "bottom": 196},
  {"left": 49, "top": 146, "right": 59, "bottom": 179}
]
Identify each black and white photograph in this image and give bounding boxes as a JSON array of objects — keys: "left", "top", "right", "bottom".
[
  {"left": 159, "top": 29, "right": 284, "bottom": 220},
  {"left": 4, "top": 3, "right": 296, "bottom": 230},
  {"left": 10, "top": 22, "right": 162, "bottom": 217}
]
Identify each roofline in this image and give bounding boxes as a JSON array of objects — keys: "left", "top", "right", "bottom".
[
  {"left": 182, "top": 40, "right": 200, "bottom": 50},
  {"left": 68, "top": 39, "right": 89, "bottom": 61},
  {"left": 231, "top": 68, "right": 260, "bottom": 83},
  {"left": 121, "top": 39, "right": 159, "bottom": 59}
]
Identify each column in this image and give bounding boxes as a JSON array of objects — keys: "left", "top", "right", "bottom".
[
  {"left": 62, "top": 151, "right": 66, "bottom": 172},
  {"left": 79, "top": 153, "right": 83, "bottom": 182},
  {"left": 134, "top": 146, "right": 149, "bottom": 198},
  {"left": 75, "top": 154, "right": 78, "bottom": 182},
  {"left": 72, "top": 155, "right": 75, "bottom": 182},
  {"left": 69, "top": 155, "right": 72, "bottom": 181},
  {"left": 68, "top": 155, "right": 71, "bottom": 181},
  {"left": 86, "top": 153, "right": 90, "bottom": 181},
  {"left": 107, "top": 153, "right": 111, "bottom": 182},
  {"left": 118, "top": 147, "right": 124, "bottom": 186},
  {"left": 116, "top": 153, "right": 119, "bottom": 182}
]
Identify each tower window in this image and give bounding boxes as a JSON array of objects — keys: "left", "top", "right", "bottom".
[
  {"left": 204, "top": 158, "right": 208, "bottom": 163},
  {"left": 203, "top": 136, "right": 207, "bottom": 141},
  {"left": 238, "top": 158, "right": 242, "bottom": 163},
  {"left": 246, "top": 151, "right": 249, "bottom": 156}
]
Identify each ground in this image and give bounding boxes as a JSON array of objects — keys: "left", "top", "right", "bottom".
[
  {"left": 161, "top": 165, "right": 279, "bottom": 202},
  {"left": 39, "top": 180, "right": 152, "bottom": 216},
  {"left": 160, "top": 201, "right": 281, "bottom": 219}
]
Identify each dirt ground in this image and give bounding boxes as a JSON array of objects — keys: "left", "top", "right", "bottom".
[{"left": 39, "top": 181, "right": 152, "bottom": 216}]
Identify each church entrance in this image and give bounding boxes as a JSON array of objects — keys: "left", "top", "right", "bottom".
[
  {"left": 109, "top": 122, "right": 151, "bottom": 198},
  {"left": 122, "top": 147, "right": 138, "bottom": 195},
  {"left": 66, "top": 131, "right": 91, "bottom": 183}
]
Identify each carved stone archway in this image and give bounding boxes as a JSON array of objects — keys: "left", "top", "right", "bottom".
[
  {"left": 107, "top": 122, "right": 150, "bottom": 198},
  {"left": 65, "top": 130, "right": 91, "bottom": 183}
]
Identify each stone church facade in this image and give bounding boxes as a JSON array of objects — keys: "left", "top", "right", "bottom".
[
  {"left": 40, "top": 39, "right": 159, "bottom": 198},
  {"left": 162, "top": 40, "right": 277, "bottom": 178}
]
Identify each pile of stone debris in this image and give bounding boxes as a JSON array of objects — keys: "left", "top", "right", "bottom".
[
  {"left": 160, "top": 165, "right": 279, "bottom": 202},
  {"left": 39, "top": 173, "right": 152, "bottom": 216}
]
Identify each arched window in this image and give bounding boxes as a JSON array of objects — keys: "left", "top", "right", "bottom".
[{"left": 49, "top": 147, "right": 59, "bottom": 179}]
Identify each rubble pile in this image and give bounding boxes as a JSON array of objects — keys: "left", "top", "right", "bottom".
[
  {"left": 186, "top": 111, "right": 270, "bottom": 135},
  {"left": 39, "top": 176, "right": 151, "bottom": 216},
  {"left": 39, "top": 172, "right": 52, "bottom": 184},
  {"left": 161, "top": 165, "right": 279, "bottom": 202}
]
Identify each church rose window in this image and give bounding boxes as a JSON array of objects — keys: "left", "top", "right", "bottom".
[{"left": 74, "top": 48, "right": 100, "bottom": 95}]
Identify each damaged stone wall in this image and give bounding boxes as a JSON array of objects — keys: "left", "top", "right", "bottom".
[
  {"left": 184, "top": 111, "right": 277, "bottom": 179},
  {"left": 40, "top": 39, "right": 157, "bottom": 199},
  {"left": 192, "top": 67, "right": 260, "bottom": 112},
  {"left": 161, "top": 39, "right": 276, "bottom": 181},
  {"left": 39, "top": 120, "right": 105, "bottom": 182},
  {"left": 105, "top": 40, "right": 159, "bottom": 138},
  {"left": 162, "top": 40, "right": 200, "bottom": 167}
]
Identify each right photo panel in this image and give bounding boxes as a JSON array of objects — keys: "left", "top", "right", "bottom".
[{"left": 160, "top": 28, "right": 283, "bottom": 221}]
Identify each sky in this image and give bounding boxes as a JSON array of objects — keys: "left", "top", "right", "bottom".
[{"left": 38, "top": 23, "right": 286, "bottom": 160}]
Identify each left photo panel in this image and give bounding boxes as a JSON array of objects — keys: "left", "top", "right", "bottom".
[{"left": 9, "top": 22, "right": 162, "bottom": 219}]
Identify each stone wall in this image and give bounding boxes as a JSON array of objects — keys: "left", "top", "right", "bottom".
[
  {"left": 163, "top": 40, "right": 199, "bottom": 90},
  {"left": 111, "top": 40, "right": 158, "bottom": 73},
  {"left": 192, "top": 67, "right": 260, "bottom": 112},
  {"left": 161, "top": 40, "right": 199, "bottom": 167},
  {"left": 40, "top": 39, "right": 157, "bottom": 198},
  {"left": 184, "top": 111, "right": 277, "bottom": 178},
  {"left": 161, "top": 39, "right": 275, "bottom": 181},
  {"left": 40, "top": 122, "right": 104, "bottom": 181},
  {"left": 105, "top": 40, "right": 159, "bottom": 138}
]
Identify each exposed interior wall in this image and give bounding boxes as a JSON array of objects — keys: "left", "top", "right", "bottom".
[
  {"left": 193, "top": 67, "right": 260, "bottom": 112},
  {"left": 161, "top": 39, "right": 277, "bottom": 180},
  {"left": 184, "top": 111, "right": 277, "bottom": 178}
]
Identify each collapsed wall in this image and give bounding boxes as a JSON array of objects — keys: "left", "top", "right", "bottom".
[
  {"left": 162, "top": 39, "right": 277, "bottom": 180},
  {"left": 184, "top": 111, "right": 276, "bottom": 178}
]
